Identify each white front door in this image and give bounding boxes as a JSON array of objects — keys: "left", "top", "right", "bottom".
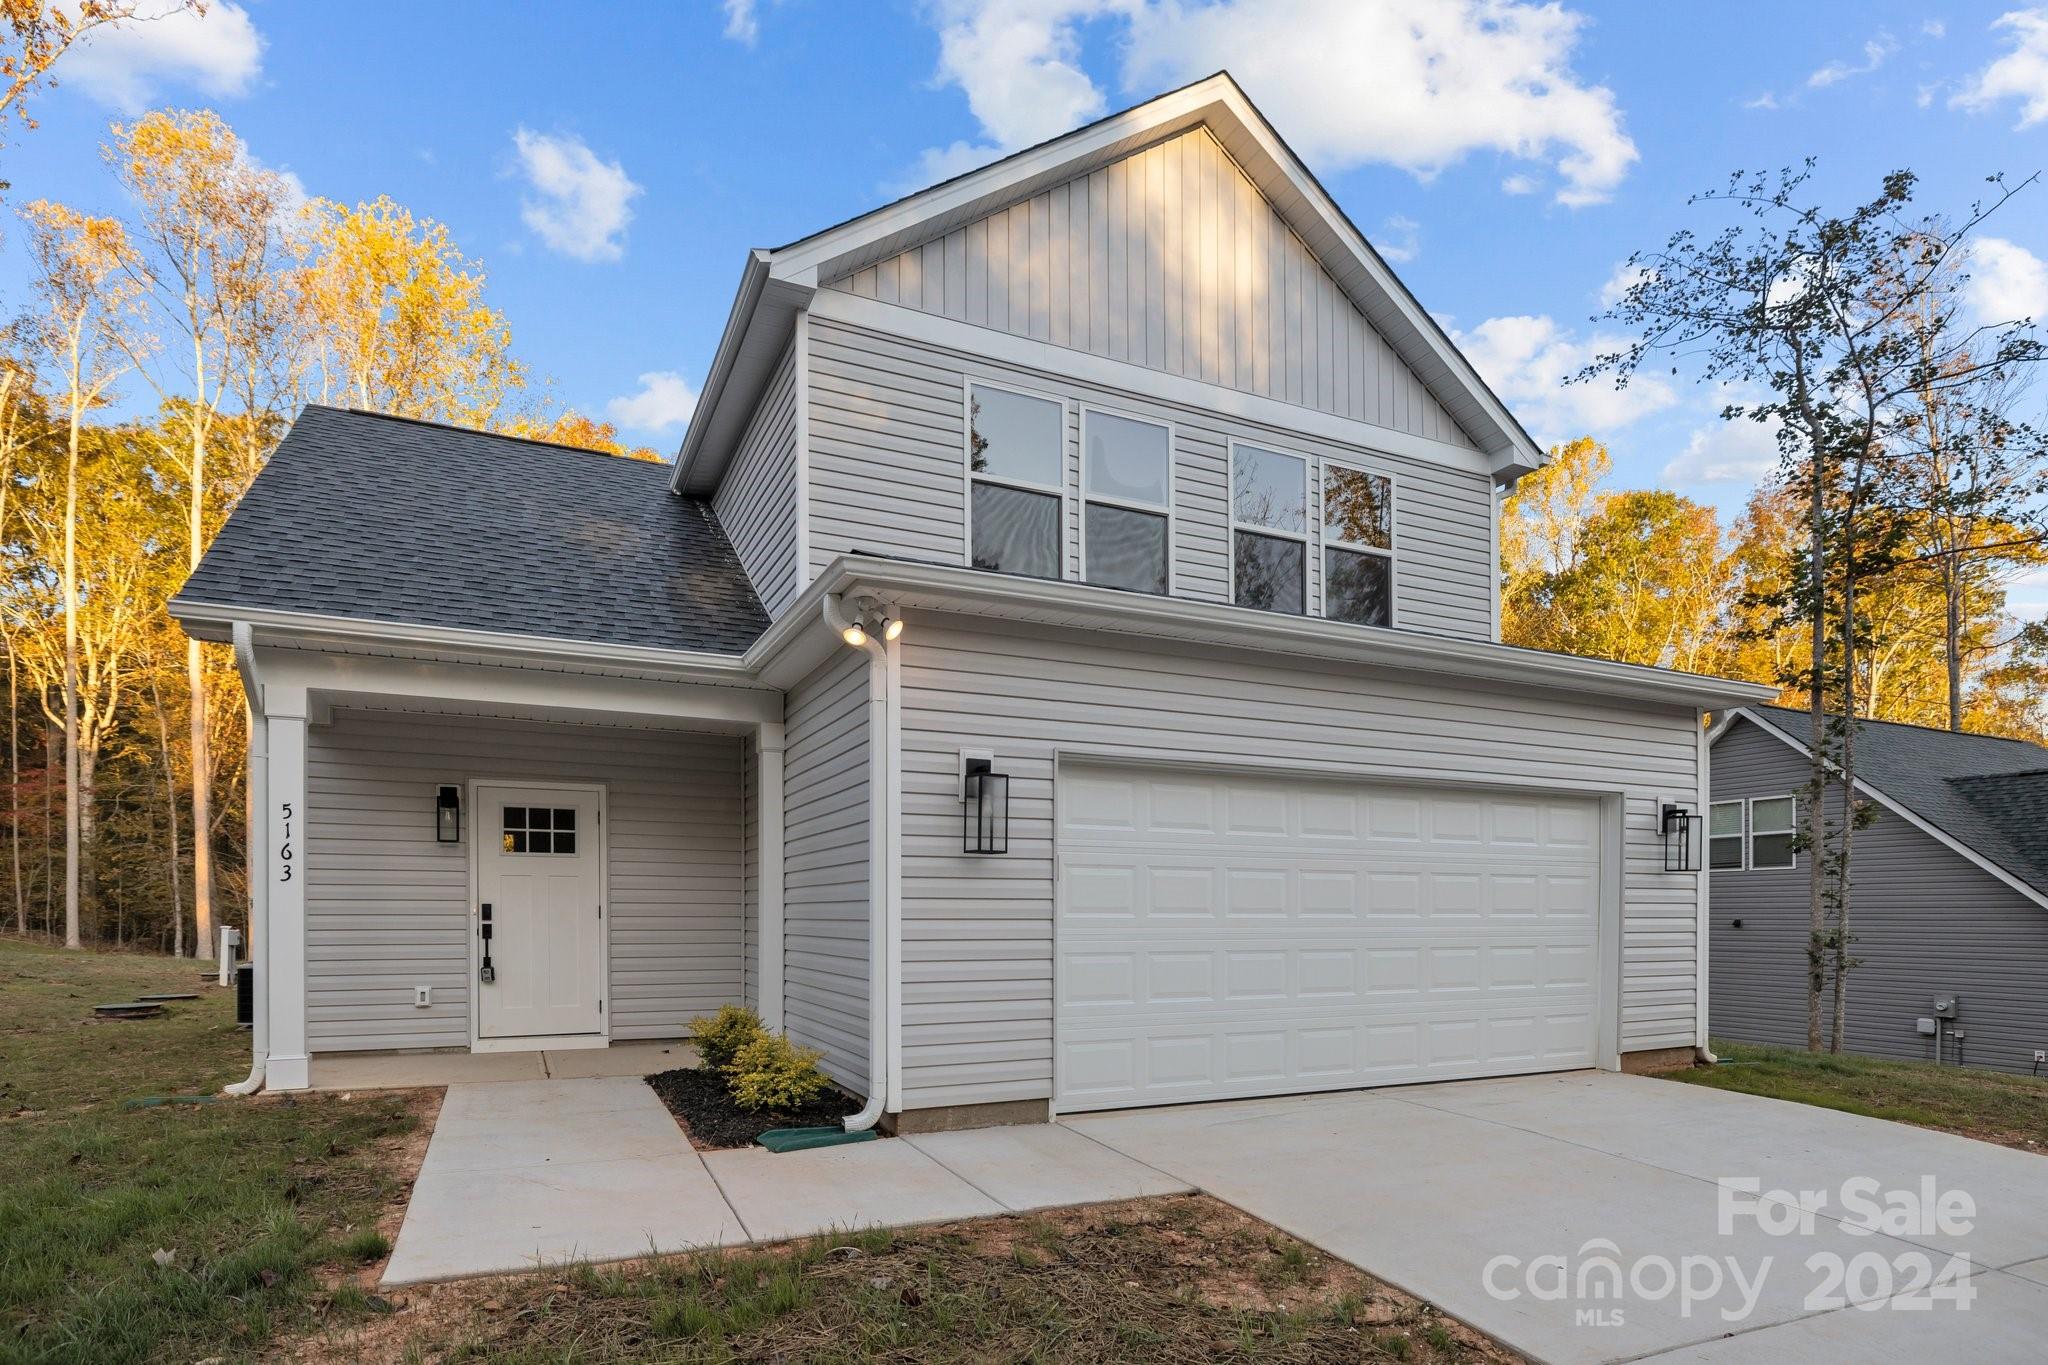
[
  {"left": 1055, "top": 763, "right": 1603, "bottom": 1112},
  {"left": 476, "top": 784, "right": 604, "bottom": 1042}
]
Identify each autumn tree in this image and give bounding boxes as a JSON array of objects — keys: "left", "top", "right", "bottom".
[
  {"left": 1589, "top": 165, "right": 2045, "bottom": 1054},
  {"left": 298, "top": 195, "right": 523, "bottom": 427},
  {"left": 1, "top": 2, "right": 204, "bottom": 180},
  {"left": 505, "top": 409, "right": 662, "bottom": 461}
]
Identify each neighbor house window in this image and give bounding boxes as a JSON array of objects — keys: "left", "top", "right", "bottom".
[
  {"left": 1708, "top": 800, "right": 1744, "bottom": 870},
  {"left": 1748, "top": 796, "right": 1797, "bottom": 869},
  {"left": 968, "top": 383, "right": 1064, "bottom": 580},
  {"left": 503, "top": 806, "right": 577, "bottom": 856},
  {"left": 1082, "top": 408, "right": 1171, "bottom": 595},
  {"left": 1322, "top": 461, "right": 1393, "bottom": 627},
  {"left": 1232, "top": 443, "right": 1307, "bottom": 614}
]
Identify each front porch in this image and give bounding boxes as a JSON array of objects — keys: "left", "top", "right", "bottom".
[{"left": 239, "top": 640, "right": 795, "bottom": 1092}]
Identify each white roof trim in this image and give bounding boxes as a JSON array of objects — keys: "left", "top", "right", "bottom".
[
  {"left": 672, "top": 72, "right": 1544, "bottom": 496},
  {"left": 1718, "top": 707, "right": 2048, "bottom": 913}
]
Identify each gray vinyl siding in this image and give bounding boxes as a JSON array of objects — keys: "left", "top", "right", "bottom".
[
  {"left": 894, "top": 614, "right": 1705, "bottom": 1111},
  {"left": 713, "top": 341, "right": 802, "bottom": 616},
  {"left": 782, "top": 650, "right": 872, "bottom": 1095},
  {"left": 1710, "top": 717, "right": 2048, "bottom": 1074},
  {"left": 304, "top": 709, "right": 744, "bottom": 1052},
  {"left": 806, "top": 315, "right": 1496, "bottom": 640},
  {"left": 828, "top": 125, "right": 1474, "bottom": 449}
]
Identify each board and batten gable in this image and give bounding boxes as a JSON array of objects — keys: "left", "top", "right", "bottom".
[
  {"left": 894, "top": 613, "right": 1704, "bottom": 1112},
  {"left": 712, "top": 341, "right": 802, "bottom": 617},
  {"left": 1710, "top": 715, "right": 2048, "bottom": 1074},
  {"left": 828, "top": 125, "right": 1475, "bottom": 448},
  {"left": 303, "top": 709, "right": 744, "bottom": 1052},
  {"left": 805, "top": 315, "right": 1497, "bottom": 639},
  {"left": 780, "top": 648, "right": 873, "bottom": 1094}
]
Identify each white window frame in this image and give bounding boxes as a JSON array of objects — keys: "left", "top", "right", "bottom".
[
  {"left": 1316, "top": 456, "right": 1399, "bottom": 628},
  {"left": 1747, "top": 794, "right": 1798, "bottom": 871},
  {"left": 963, "top": 377, "right": 1071, "bottom": 581},
  {"left": 1227, "top": 437, "right": 1312, "bottom": 614},
  {"left": 1078, "top": 403, "right": 1176, "bottom": 595},
  {"left": 1708, "top": 798, "right": 1746, "bottom": 871}
]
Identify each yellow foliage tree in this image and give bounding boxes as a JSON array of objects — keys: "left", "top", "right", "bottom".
[{"left": 506, "top": 409, "right": 664, "bottom": 462}]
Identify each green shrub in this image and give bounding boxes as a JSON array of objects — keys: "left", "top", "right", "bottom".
[
  {"left": 722, "top": 1033, "right": 828, "bottom": 1113},
  {"left": 687, "top": 1004, "right": 765, "bottom": 1072}
]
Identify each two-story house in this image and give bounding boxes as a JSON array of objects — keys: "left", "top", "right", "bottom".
[{"left": 171, "top": 74, "right": 1774, "bottom": 1129}]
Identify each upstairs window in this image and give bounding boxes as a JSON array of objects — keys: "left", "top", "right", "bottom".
[
  {"left": 1232, "top": 443, "right": 1307, "bottom": 614},
  {"left": 1749, "top": 796, "right": 1797, "bottom": 869},
  {"left": 1082, "top": 409, "right": 1172, "bottom": 595},
  {"left": 1322, "top": 461, "right": 1394, "bottom": 627},
  {"left": 968, "top": 383, "right": 1064, "bottom": 580},
  {"left": 1708, "top": 800, "right": 1744, "bottom": 870}
]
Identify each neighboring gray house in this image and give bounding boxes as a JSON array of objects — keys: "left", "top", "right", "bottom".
[
  {"left": 171, "top": 75, "right": 1770, "bottom": 1129},
  {"left": 1709, "top": 705, "right": 2048, "bottom": 1074}
]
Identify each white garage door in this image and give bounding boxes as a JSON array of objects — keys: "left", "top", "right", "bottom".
[{"left": 1055, "top": 763, "right": 1603, "bottom": 1112}]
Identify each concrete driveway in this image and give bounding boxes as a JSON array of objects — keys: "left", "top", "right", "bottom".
[{"left": 1070, "top": 1070, "right": 2048, "bottom": 1363}]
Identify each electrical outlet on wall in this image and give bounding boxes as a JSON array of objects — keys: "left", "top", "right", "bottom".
[
  {"left": 415, "top": 985, "right": 432, "bottom": 1009},
  {"left": 2035, "top": 1050, "right": 2045, "bottom": 1064}
]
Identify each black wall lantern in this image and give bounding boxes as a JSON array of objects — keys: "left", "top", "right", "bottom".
[
  {"left": 437, "top": 785, "right": 462, "bottom": 844},
  {"left": 1661, "top": 803, "right": 1699, "bottom": 872},
  {"left": 962, "top": 752, "right": 1010, "bottom": 855}
]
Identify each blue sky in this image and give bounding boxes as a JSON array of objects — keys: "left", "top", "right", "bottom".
[{"left": 6, "top": 1, "right": 2048, "bottom": 600}]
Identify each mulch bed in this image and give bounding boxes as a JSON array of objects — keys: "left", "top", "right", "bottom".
[{"left": 645, "top": 1066, "right": 864, "bottom": 1149}]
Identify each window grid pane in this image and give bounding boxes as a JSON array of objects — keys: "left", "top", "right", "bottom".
[
  {"left": 1234, "top": 531, "right": 1305, "bottom": 614},
  {"left": 1709, "top": 836, "right": 1744, "bottom": 870},
  {"left": 1085, "top": 502, "right": 1168, "bottom": 595},
  {"left": 1324, "top": 465, "right": 1392, "bottom": 550},
  {"left": 1085, "top": 411, "right": 1170, "bottom": 507},
  {"left": 970, "top": 481, "right": 1061, "bottom": 579},
  {"left": 1233, "top": 445, "right": 1306, "bottom": 534},
  {"left": 970, "top": 385, "right": 1062, "bottom": 488},
  {"left": 1324, "top": 547, "right": 1391, "bottom": 626}
]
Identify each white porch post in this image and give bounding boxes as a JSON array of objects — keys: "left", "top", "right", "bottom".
[
  {"left": 757, "top": 721, "right": 785, "bottom": 1031},
  {"left": 264, "top": 685, "right": 311, "bottom": 1091}
]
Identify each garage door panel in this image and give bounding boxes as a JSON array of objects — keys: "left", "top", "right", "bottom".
[{"left": 1057, "top": 764, "right": 1603, "bottom": 1111}]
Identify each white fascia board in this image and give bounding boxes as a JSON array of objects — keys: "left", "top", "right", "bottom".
[
  {"left": 812, "top": 291, "right": 1494, "bottom": 480},
  {"left": 1731, "top": 707, "right": 2048, "bottom": 913},
  {"left": 811, "top": 556, "right": 1782, "bottom": 710}
]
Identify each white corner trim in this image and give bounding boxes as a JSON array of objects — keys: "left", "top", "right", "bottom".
[
  {"left": 1729, "top": 707, "right": 2048, "bottom": 913},
  {"left": 793, "top": 309, "right": 813, "bottom": 597},
  {"left": 1695, "top": 709, "right": 1711, "bottom": 1050}
]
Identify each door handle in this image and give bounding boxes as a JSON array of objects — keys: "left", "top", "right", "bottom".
[{"left": 479, "top": 903, "right": 495, "bottom": 984}]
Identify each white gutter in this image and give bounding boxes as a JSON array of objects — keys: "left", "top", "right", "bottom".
[
  {"left": 821, "top": 593, "right": 893, "bottom": 1131},
  {"left": 223, "top": 622, "right": 269, "bottom": 1096}
]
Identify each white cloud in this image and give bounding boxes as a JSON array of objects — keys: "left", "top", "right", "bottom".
[
  {"left": 1807, "top": 32, "right": 1897, "bottom": 88},
  {"left": 723, "top": 0, "right": 759, "bottom": 45},
  {"left": 1952, "top": 8, "right": 2048, "bottom": 126},
  {"left": 1662, "top": 417, "right": 1781, "bottom": 485},
  {"left": 1454, "top": 313, "right": 1677, "bottom": 444},
  {"left": 511, "top": 128, "right": 643, "bottom": 263},
  {"left": 1597, "top": 260, "right": 1651, "bottom": 308},
  {"left": 1500, "top": 173, "right": 1538, "bottom": 195},
  {"left": 1967, "top": 236, "right": 2048, "bottom": 326},
  {"left": 60, "top": 0, "right": 263, "bottom": 112},
  {"left": 1743, "top": 91, "right": 1780, "bottom": 110},
  {"left": 1377, "top": 214, "right": 1419, "bottom": 263},
  {"left": 910, "top": 0, "right": 1638, "bottom": 206},
  {"left": 606, "top": 371, "right": 698, "bottom": 433},
  {"left": 1923, "top": 19, "right": 1947, "bottom": 39}
]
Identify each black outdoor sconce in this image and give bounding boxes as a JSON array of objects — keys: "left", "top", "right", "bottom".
[
  {"left": 1661, "top": 803, "right": 1699, "bottom": 872},
  {"left": 436, "top": 785, "right": 462, "bottom": 844},
  {"left": 962, "top": 752, "right": 1010, "bottom": 855}
]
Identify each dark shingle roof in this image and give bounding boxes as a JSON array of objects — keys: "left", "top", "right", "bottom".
[
  {"left": 177, "top": 405, "right": 770, "bottom": 654},
  {"left": 1743, "top": 704, "right": 2048, "bottom": 900}
]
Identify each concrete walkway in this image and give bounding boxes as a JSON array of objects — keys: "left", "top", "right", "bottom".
[
  {"left": 309, "top": 1040, "right": 692, "bottom": 1090},
  {"left": 1070, "top": 1071, "right": 2048, "bottom": 1364},
  {"left": 382, "top": 1077, "right": 1188, "bottom": 1285}
]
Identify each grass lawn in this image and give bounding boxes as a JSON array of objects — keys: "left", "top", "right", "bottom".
[
  {"left": 0, "top": 936, "right": 427, "bottom": 1364},
  {"left": 295, "top": 1196, "right": 1513, "bottom": 1365},
  {"left": 1672, "top": 1039, "right": 2048, "bottom": 1152}
]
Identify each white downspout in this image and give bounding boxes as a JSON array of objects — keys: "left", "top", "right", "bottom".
[
  {"left": 823, "top": 593, "right": 891, "bottom": 1132},
  {"left": 223, "top": 623, "right": 269, "bottom": 1096}
]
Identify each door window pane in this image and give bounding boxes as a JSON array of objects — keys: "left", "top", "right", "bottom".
[
  {"left": 970, "top": 384, "right": 1062, "bottom": 488},
  {"left": 1085, "top": 503, "right": 1168, "bottom": 594},
  {"left": 1234, "top": 532, "right": 1304, "bottom": 614},
  {"left": 1325, "top": 465, "right": 1392, "bottom": 550},
  {"left": 1324, "top": 548, "right": 1391, "bottom": 626},
  {"left": 1233, "top": 445, "right": 1306, "bottom": 533},
  {"left": 502, "top": 806, "right": 581, "bottom": 857},
  {"left": 971, "top": 481, "right": 1061, "bottom": 579},
  {"left": 1086, "top": 411, "right": 1170, "bottom": 505}
]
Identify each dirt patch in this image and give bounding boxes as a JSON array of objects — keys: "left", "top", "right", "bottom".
[
  {"left": 279, "top": 1194, "right": 1518, "bottom": 1364},
  {"left": 645, "top": 1065, "right": 863, "bottom": 1149}
]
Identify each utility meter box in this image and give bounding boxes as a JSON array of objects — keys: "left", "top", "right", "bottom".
[{"left": 1933, "top": 995, "right": 1960, "bottom": 1020}]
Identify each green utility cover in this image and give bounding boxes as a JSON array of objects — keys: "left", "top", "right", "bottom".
[{"left": 756, "top": 1126, "right": 878, "bottom": 1153}]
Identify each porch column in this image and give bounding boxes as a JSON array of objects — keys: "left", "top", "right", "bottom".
[
  {"left": 264, "top": 686, "right": 311, "bottom": 1091},
  {"left": 757, "top": 721, "right": 785, "bottom": 1031}
]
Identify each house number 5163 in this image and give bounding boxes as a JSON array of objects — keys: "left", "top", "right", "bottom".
[{"left": 278, "top": 801, "right": 295, "bottom": 883}]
